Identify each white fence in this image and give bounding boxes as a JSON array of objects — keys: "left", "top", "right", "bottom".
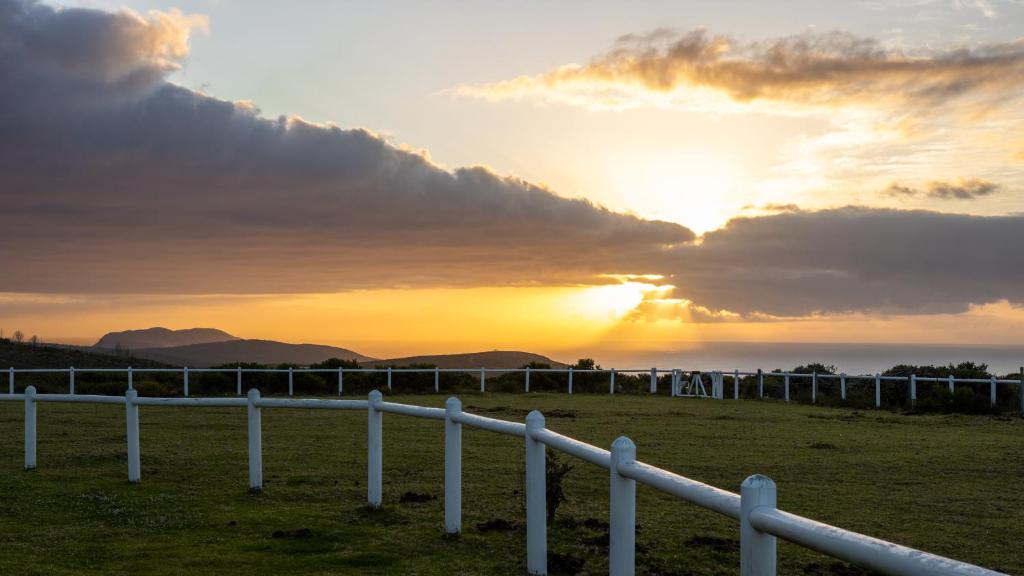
[
  {"left": 0, "top": 386, "right": 1007, "bottom": 576},
  {"left": 5, "top": 366, "right": 1024, "bottom": 411}
]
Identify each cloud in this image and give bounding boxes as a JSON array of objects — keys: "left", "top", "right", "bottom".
[
  {"left": 883, "top": 178, "right": 1002, "bottom": 199},
  {"left": 450, "top": 28, "right": 1024, "bottom": 114},
  {"left": 0, "top": 0, "right": 693, "bottom": 294}
]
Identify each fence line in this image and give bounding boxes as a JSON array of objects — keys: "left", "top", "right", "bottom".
[
  {"left": 5, "top": 366, "right": 1024, "bottom": 413},
  {"left": 0, "top": 387, "right": 1007, "bottom": 576}
]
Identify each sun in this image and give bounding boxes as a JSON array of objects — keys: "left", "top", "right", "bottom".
[{"left": 571, "top": 282, "right": 658, "bottom": 320}]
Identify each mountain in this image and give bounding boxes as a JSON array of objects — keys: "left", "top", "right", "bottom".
[
  {"left": 95, "top": 327, "right": 238, "bottom": 350},
  {"left": 130, "top": 339, "right": 374, "bottom": 367},
  {"left": 0, "top": 339, "right": 171, "bottom": 369},
  {"left": 361, "top": 350, "right": 567, "bottom": 369}
]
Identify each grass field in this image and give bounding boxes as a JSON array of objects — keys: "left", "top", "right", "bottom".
[{"left": 0, "top": 393, "right": 1021, "bottom": 575}]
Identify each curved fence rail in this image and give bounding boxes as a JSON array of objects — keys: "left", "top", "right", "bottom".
[
  {"left": 0, "top": 387, "right": 1007, "bottom": 576},
  {"left": 5, "top": 366, "right": 1024, "bottom": 413}
]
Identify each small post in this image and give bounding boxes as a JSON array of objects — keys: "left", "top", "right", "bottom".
[
  {"left": 368, "top": 389, "right": 383, "bottom": 508},
  {"left": 757, "top": 369, "right": 763, "bottom": 399},
  {"left": 875, "top": 374, "right": 881, "bottom": 408},
  {"left": 236, "top": 366, "right": 242, "bottom": 396},
  {"left": 24, "top": 385, "right": 37, "bottom": 470},
  {"left": 69, "top": 366, "right": 75, "bottom": 395},
  {"left": 650, "top": 368, "right": 657, "bottom": 394},
  {"left": 247, "top": 388, "right": 263, "bottom": 491},
  {"left": 784, "top": 375, "right": 790, "bottom": 403},
  {"left": 840, "top": 374, "right": 847, "bottom": 401},
  {"left": 609, "top": 436, "right": 637, "bottom": 576},
  {"left": 183, "top": 367, "right": 189, "bottom": 397},
  {"left": 437, "top": 367, "right": 442, "bottom": 394},
  {"left": 8, "top": 367, "right": 12, "bottom": 394},
  {"left": 990, "top": 376, "right": 997, "bottom": 408},
  {"left": 387, "top": 367, "right": 392, "bottom": 392},
  {"left": 910, "top": 374, "right": 917, "bottom": 407},
  {"left": 1019, "top": 367, "right": 1023, "bottom": 417},
  {"left": 525, "top": 367, "right": 531, "bottom": 393},
  {"left": 444, "top": 397, "right": 462, "bottom": 534},
  {"left": 288, "top": 367, "right": 294, "bottom": 396},
  {"left": 610, "top": 368, "right": 616, "bottom": 395},
  {"left": 741, "top": 475, "right": 777, "bottom": 576},
  {"left": 339, "top": 367, "right": 344, "bottom": 396},
  {"left": 811, "top": 372, "right": 817, "bottom": 403},
  {"left": 128, "top": 366, "right": 133, "bottom": 391},
  {"left": 525, "top": 410, "right": 546, "bottom": 575},
  {"left": 479, "top": 368, "right": 485, "bottom": 393},
  {"left": 126, "top": 389, "right": 140, "bottom": 483},
  {"left": 568, "top": 366, "right": 573, "bottom": 395},
  {"left": 948, "top": 374, "right": 955, "bottom": 394},
  {"left": 734, "top": 370, "right": 740, "bottom": 400}
]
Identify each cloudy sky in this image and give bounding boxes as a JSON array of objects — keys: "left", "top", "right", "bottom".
[{"left": 1, "top": 0, "right": 1022, "bottom": 360}]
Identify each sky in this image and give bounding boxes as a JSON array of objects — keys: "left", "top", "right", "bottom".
[{"left": 1, "top": 0, "right": 1023, "bottom": 365}]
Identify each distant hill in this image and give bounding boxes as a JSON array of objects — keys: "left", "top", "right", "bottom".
[
  {"left": 361, "top": 350, "right": 567, "bottom": 369},
  {"left": 130, "top": 339, "right": 375, "bottom": 367},
  {"left": 95, "top": 327, "right": 238, "bottom": 350},
  {"left": 0, "top": 339, "right": 171, "bottom": 369}
]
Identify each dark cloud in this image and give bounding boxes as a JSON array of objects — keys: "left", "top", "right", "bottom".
[
  {"left": 454, "top": 27, "right": 1024, "bottom": 112},
  {"left": 883, "top": 179, "right": 1002, "bottom": 200}
]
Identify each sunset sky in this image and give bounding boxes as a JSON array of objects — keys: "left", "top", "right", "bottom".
[{"left": 1, "top": 0, "right": 1023, "bottom": 363}]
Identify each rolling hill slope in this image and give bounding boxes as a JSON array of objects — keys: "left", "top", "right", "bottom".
[
  {"left": 361, "top": 350, "right": 567, "bottom": 369},
  {"left": 130, "top": 339, "right": 374, "bottom": 367}
]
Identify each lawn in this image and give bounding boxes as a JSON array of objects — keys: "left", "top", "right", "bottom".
[{"left": 0, "top": 393, "right": 1020, "bottom": 575}]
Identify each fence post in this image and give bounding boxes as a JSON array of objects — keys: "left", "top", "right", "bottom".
[
  {"left": 183, "top": 367, "right": 189, "bottom": 397},
  {"left": 734, "top": 370, "right": 740, "bottom": 400},
  {"left": 69, "top": 366, "right": 75, "bottom": 395},
  {"left": 757, "top": 369, "right": 763, "bottom": 399},
  {"left": 910, "top": 374, "right": 917, "bottom": 407},
  {"left": 609, "top": 436, "right": 637, "bottom": 576},
  {"left": 368, "top": 389, "right": 383, "bottom": 508},
  {"left": 1019, "top": 367, "right": 1023, "bottom": 417},
  {"left": 387, "top": 367, "right": 392, "bottom": 392},
  {"left": 445, "top": 397, "right": 462, "bottom": 535},
  {"left": 875, "top": 374, "right": 881, "bottom": 408},
  {"left": 24, "top": 385, "right": 36, "bottom": 470},
  {"left": 670, "top": 370, "right": 677, "bottom": 397},
  {"left": 741, "top": 474, "right": 777, "bottom": 576},
  {"left": 610, "top": 368, "right": 616, "bottom": 395},
  {"left": 126, "top": 388, "right": 140, "bottom": 483},
  {"left": 8, "top": 367, "right": 12, "bottom": 394},
  {"left": 948, "top": 374, "right": 955, "bottom": 394},
  {"left": 288, "top": 367, "right": 294, "bottom": 396},
  {"left": 525, "top": 410, "right": 546, "bottom": 575},
  {"left": 525, "top": 367, "right": 531, "bottom": 393},
  {"left": 247, "top": 388, "right": 263, "bottom": 491},
  {"left": 784, "top": 374, "right": 789, "bottom": 403},
  {"left": 128, "top": 366, "right": 133, "bottom": 391},
  {"left": 479, "top": 368, "right": 485, "bottom": 394},
  {"left": 568, "top": 367, "right": 573, "bottom": 395},
  {"left": 650, "top": 368, "right": 657, "bottom": 394},
  {"left": 990, "top": 376, "right": 997, "bottom": 408},
  {"left": 437, "top": 367, "right": 442, "bottom": 394},
  {"left": 339, "top": 367, "right": 344, "bottom": 396},
  {"left": 811, "top": 372, "right": 817, "bottom": 403},
  {"left": 237, "top": 366, "right": 242, "bottom": 396}
]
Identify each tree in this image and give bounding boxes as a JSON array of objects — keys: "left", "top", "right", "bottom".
[
  {"left": 573, "top": 358, "right": 598, "bottom": 370},
  {"left": 29, "top": 335, "right": 38, "bottom": 346},
  {"left": 13, "top": 330, "right": 23, "bottom": 344}
]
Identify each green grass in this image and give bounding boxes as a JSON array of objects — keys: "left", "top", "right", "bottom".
[{"left": 0, "top": 394, "right": 1021, "bottom": 575}]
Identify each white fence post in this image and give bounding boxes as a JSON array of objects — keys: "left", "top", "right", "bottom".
[
  {"left": 875, "top": 374, "right": 881, "bottom": 407},
  {"left": 126, "top": 388, "right": 140, "bottom": 483},
  {"left": 387, "top": 367, "right": 392, "bottom": 392},
  {"left": 128, "top": 366, "right": 133, "bottom": 390},
  {"left": 69, "top": 366, "right": 75, "bottom": 395},
  {"left": 609, "top": 436, "right": 637, "bottom": 576},
  {"left": 288, "top": 367, "right": 294, "bottom": 396},
  {"left": 784, "top": 374, "right": 790, "bottom": 403},
  {"left": 948, "top": 374, "right": 955, "bottom": 394},
  {"left": 247, "top": 388, "right": 263, "bottom": 491},
  {"left": 568, "top": 367, "right": 573, "bottom": 395},
  {"left": 990, "top": 376, "right": 997, "bottom": 407},
  {"left": 757, "top": 369, "right": 763, "bottom": 399},
  {"left": 24, "top": 385, "right": 36, "bottom": 470},
  {"left": 368, "top": 389, "right": 383, "bottom": 508},
  {"left": 670, "top": 370, "right": 677, "bottom": 397},
  {"left": 610, "top": 368, "right": 616, "bottom": 395},
  {"left": 811, "top": 372, "right": 817, "bottom": 404},
  {"left": 650, "top": 368, "right": 657, "bottom": 394},
  {"left": 479, "top": 368, "right": 485, "bottom": 393},
  {"left": 7, "top": 367, "right": 12, "bottom": 394},
  {"left": 741, "top": 474, "right": 777, "bottom": 576},
  {"left": 734, "top": 370, "right": 740, "bottom": 400},
  {"left": 183, "top": 367, "right": 189, "bottom": 397},
  {"left": 840, "top": 374, "right": 847, "bottom": 401},
  {"left": 237, "top": 366, "right": 242, "bottom": 396},
  {"left": 525, "top": 410, "right": 546, "bottom": 575},
  {"left": 525, "top": 367, "right": 531, "bottom": 393},
  {"left": 339, "top": 368, "right": 344, "bottom": 396},
  {"left": 445, "top": 397, "right": 462, "bottom": 534},
  {"left": 910, "top": 374, "right": 917, "bottom": 407}
]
